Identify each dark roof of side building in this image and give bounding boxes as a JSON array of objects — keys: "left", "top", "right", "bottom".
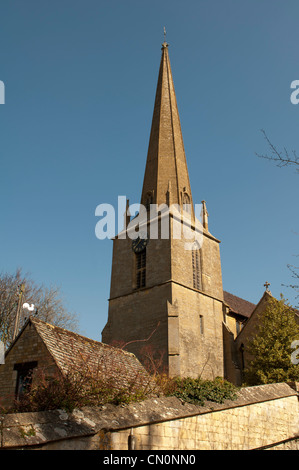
[{"left": 223, "top": 291, "right": 256, "bottom": 319}]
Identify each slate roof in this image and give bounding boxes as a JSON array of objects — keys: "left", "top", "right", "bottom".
[
  {"left": 28, "top": 317, "right": 152, "bottom": 391},
  {"left": 223, "top": 291, "right": 256, "bottom": 319}
]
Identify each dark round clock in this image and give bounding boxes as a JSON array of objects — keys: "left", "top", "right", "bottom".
[{"left": 132, "top": 233, "right": 148, "bottom": 253}]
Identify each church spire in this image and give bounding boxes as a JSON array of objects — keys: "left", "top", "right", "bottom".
[{"left": 141, "top": 41, "right": 193, "bottom": 212}]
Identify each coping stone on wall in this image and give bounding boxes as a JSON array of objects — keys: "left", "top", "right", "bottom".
[{"left": 0, "top": 382, "right": 297, "bottom": 449}]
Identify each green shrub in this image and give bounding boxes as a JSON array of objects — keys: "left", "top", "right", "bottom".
[
  {"left": 243, "top": 296, "right": 299, "bottom": 385},
  {"left": 164, "top": 376, "right": 238, "bottom": 406}
]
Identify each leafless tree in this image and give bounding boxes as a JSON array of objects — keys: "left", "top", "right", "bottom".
[
  {"left": 256, "top": 130, "right": 299, "bottom": 306},
  {"left": 256, "top": 129, "right": 299, "bottom": 172},
  {"left": 0, "top": 268, "right": 79, "bottom": 347}
]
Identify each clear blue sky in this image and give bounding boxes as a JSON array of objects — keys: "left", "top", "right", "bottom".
[{"left": 0, "top": 0, "right": 298, "bottom": 340}]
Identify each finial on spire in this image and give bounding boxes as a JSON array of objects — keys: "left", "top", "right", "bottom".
[
  {"left": 201, "top": 200, "right": 209, "bottom": 230},
  {"left": 162, "top": 26, "right": 168, "bottom": 49}
]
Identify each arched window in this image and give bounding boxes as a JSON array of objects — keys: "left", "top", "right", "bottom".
[
  {"left": 183, "top": 192, "right": 191, "bottom": 214},
  {"left": 192, "top": 243, "right": 202, "bottom": 290}
]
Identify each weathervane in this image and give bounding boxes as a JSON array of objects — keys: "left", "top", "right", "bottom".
[
  {"left": 23, "top": 303, "right": 35, "bottom": 312},
  {"left": 162, "top": 27, "right": 168, "bottom": 49}
]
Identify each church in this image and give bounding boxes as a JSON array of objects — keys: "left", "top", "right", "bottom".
[
  {"left": 101, "top": 39, "right": 271, "bottom": 385},
  {"left": 0, "top": 41, "right": 292, "bottom": 409}
]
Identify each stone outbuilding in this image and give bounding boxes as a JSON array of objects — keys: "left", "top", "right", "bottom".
[{"left": 0, "top": 316, "right": 152, "bottom": 410}]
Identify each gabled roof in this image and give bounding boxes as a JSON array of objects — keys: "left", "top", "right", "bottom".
[
  {"left": 27, "top": 317, "right": 152, "bottom": 391},
  {"left": 223, "top": 291, "right": 256, "bottom": 319},
  {"left": 234, "top": 291, "right": 299, "bottom": 343}
]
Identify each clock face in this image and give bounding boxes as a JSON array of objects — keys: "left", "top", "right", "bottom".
[{"left": 132, "top": 233, "right": 148, "bottom": 253}]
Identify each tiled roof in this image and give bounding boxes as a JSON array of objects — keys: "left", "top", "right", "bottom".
[
  {"left": 29, "top": 317, "right": 152, "bottom": 391},
  {"left": 223, "top": 291, "right": 256, "bottom": 319}
]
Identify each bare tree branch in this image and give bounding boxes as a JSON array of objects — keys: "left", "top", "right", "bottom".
[
  {"left": 0, "top": 269, "right": 79, "bottom": 347},
  {"left": 120, "top": 322, "right": 161, "bottom": 350},
  {"left": 256, "top": 129, "right": 299, "bottom": 172},
  {"left": 283, "top": 264, "right": 299, "bottom": 303},
  {"left": 256, "top": 130, "right": 299, "bottom": 306}
]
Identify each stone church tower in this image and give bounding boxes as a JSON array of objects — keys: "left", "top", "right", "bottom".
[{"left": 102, "top": 42, "right": 224, "bottom": 379}]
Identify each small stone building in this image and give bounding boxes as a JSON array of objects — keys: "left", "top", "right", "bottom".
[{"left": 0, "top": 317, "right": 152, "bottom": 410}]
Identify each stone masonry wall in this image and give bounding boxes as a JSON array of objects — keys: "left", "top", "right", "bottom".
[
  {"left": 110, "top": 395, "right": 299, "bottom": 450},
  {"left": 1, "top": 383, "right": 298, "bottom": 450}
]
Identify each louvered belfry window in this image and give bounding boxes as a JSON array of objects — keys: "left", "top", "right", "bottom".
[
  {"left": 192, "top": 247, "right": 202, "bottom": 291},
  {"left": 136, "top": 250, "right": 146, "bottom": 288}
]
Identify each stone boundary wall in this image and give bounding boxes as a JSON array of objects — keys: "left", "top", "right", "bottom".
[
  {"left": 261, "top": 437, "right": 299, "bottom": 450},
  {"left": 0, "top": 383, "right": 298, "bottom": 450},
  {"left": 111, "top": 394, "right": 298, "bottom": 450}
]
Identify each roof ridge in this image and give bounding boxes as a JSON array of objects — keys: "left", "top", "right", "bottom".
[
  {"left": 223, "top": 290, "right": 256, "bottom": 306},
  {"left": 29, "top": 316, "right": 137, "bottom": 357}
]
